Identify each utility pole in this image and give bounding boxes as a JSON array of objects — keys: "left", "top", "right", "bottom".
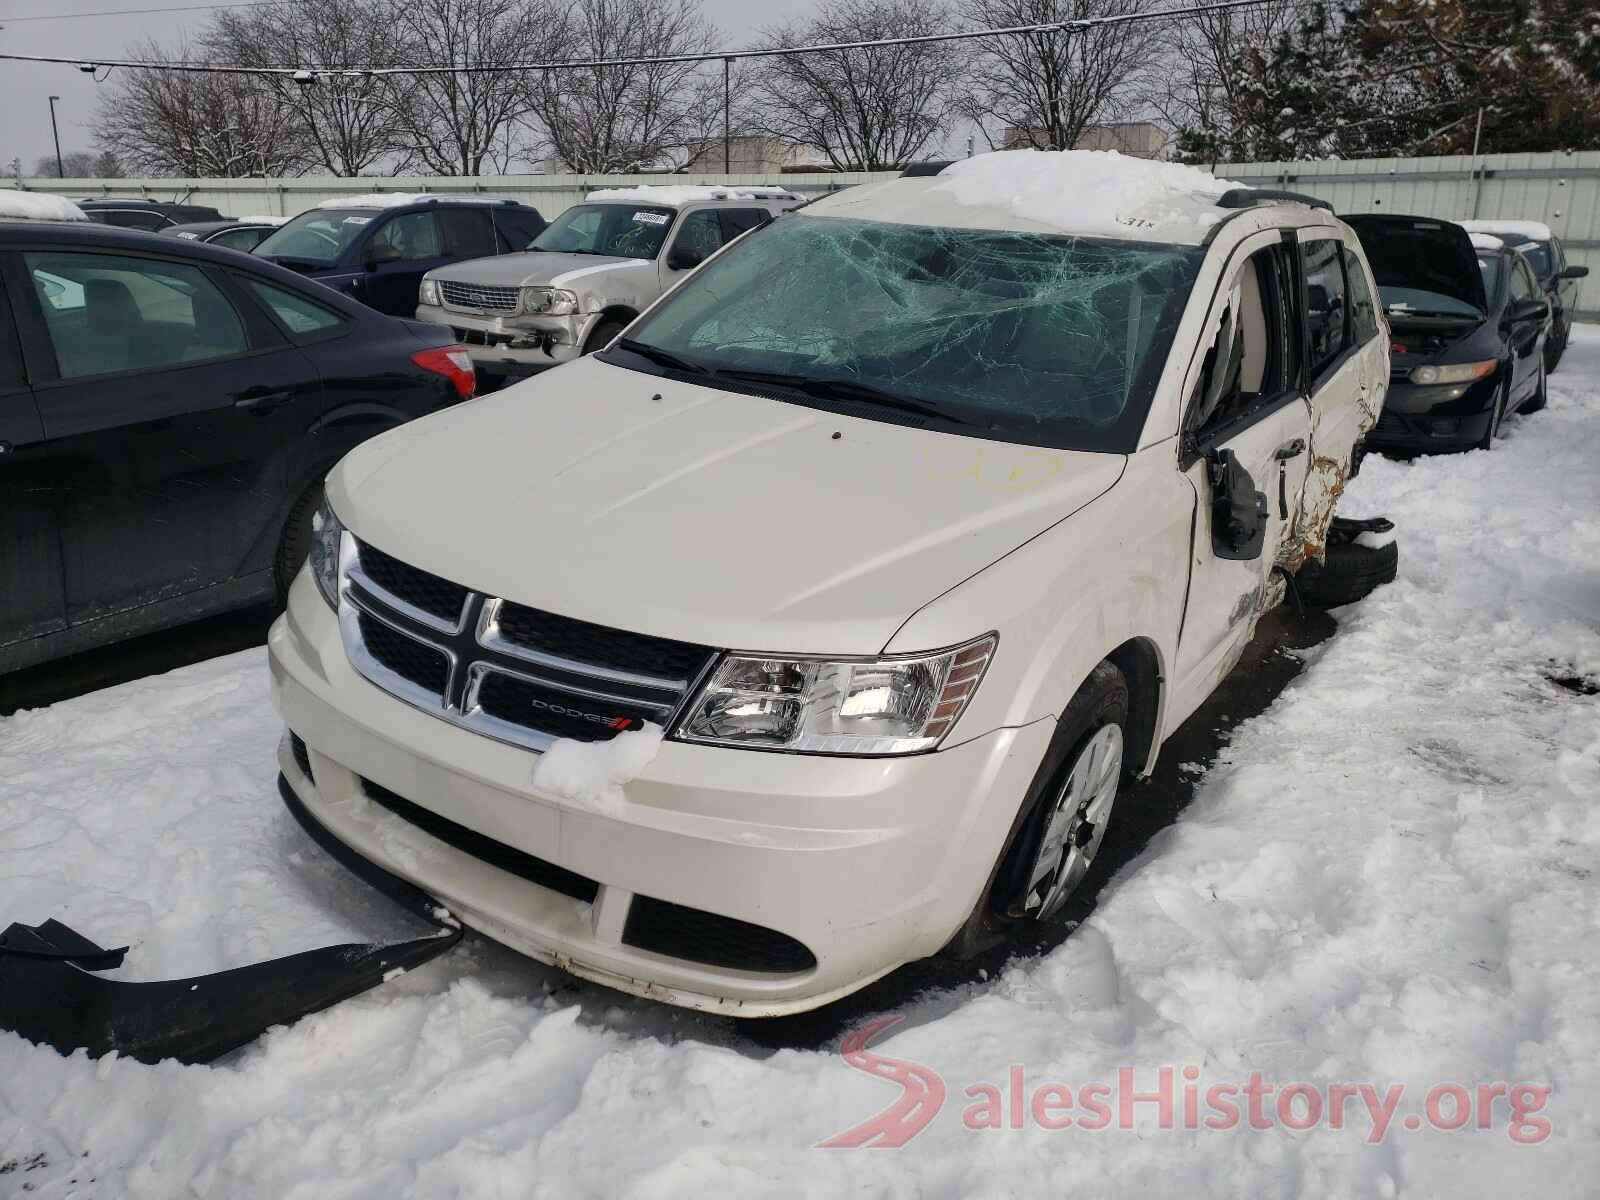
[
  {"left": 48, "top": 95, "right": 64, "bottom": 178},
  {"left": 722, "top": 56, "right": 733, "bottom": 174}
]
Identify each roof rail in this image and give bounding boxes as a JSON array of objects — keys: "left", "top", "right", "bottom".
[
  {"left": 1216, "top": 187, "right": 1333, "bottom": 213},
  {"left": 901, "top": 161, "right": 954, "bottom": 178}
]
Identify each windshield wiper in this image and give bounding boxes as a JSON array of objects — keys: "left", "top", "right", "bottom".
[
  {"left": 715, "top": 368, "right": 975, "bottom": 426},
  {"left": 614, "top": 338, "right": 709, "bottom": 375}
]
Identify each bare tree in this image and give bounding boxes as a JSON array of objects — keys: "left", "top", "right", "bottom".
[
  {"left": 531, "top": 0, "right": 720, "bottom": 172},
  {"left": 34, "top": 150, "right": 110, "bottom": 178},
  {"left": 93, "top": 40, "right": 304, "bottom": 176},
  {"left": 207, "top": 0, "right": 410, "bottom": 176},
  {"left": 1145, "top": 0, "right": 1300, "bottom": 161},
  {"left": 958, "top": 0, "right": 1158, "bottom": 151},
  {"left": 380, "top": 0, "right": 569, "bottom": 175},
  {"left": 748, "top": 0, "right": 962, "bottom": 171}
]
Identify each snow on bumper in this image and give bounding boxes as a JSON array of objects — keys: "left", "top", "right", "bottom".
[{"left": 268, "top": 572, "right": 1050, "bottom": 1015}]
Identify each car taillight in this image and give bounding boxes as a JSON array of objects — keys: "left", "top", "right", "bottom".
[{"left": 411, "top": 344, "right": 476, "bottom": 400}]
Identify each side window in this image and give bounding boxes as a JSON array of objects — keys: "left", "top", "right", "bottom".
[
  {"left": 1302, "top": 238, "right": 1348, "bottom": 378},
  {"left": 669, "top": 209, "right": 724, "bottom": 268},
  {"left": 101, "top": 210, "right": 167, "bottom": 231},
  {"left": 1507, "top": 258, "right": 1534, "bottom": 303},
  {"left": 437, "top": 208, "right": 496, "bottom": 258},
  {"left": 719, "top": 208, "right": 770, "bottom": 241},
  {"left": 495, "top": 209, "right": 546, "bottom": 249},
  {"left": 367, "top": 212, "right": 443, "bottom": 263},
  {"left": 214, "top": 227, "right": 270, "bottom": 252},
  {"left": 1342, "top": 246, "right": 1380, "bottom": 345},
  {"left": 245, "top": 279, "right": 345, "bottom": 336},
  {"left": 25, "top": 251, "right": 248, "bottom": 379},
  {"left": 1187, "top": 243, "right": 1297, "bottom": 441}
]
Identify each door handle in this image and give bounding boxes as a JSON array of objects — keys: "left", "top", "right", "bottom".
[
  {"left": 234, "top": 389, "right": 293, "bottom": 414},
  {"left": 1274, "top": 437, "right": 1306, "bottom": 460}
]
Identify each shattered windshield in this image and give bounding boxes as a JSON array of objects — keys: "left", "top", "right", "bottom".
[
  {"left": 614, "top": 214, "right": 1202, "bottom": 452},
  {"left": 532, "top": 203, "right": 675, "bottom": 258}
]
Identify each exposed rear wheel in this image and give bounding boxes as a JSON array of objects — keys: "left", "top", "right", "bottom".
[{"left": 1295, "top": 537, "right": 1398, "bottom": 608}]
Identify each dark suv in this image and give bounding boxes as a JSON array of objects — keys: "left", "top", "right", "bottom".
[
  {"left": 77, "top": 198, "right": 227, "bottom": 231},
  {"left": 1, "top": 218, "right": 477, "bottom": 674},
  {"left": 254, "top": 195, "right": 546, "bottom": 317}
]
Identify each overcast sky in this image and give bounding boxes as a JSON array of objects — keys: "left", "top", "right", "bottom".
[{"left": 0, "top": 0, "right": 821, "bottom": 174}]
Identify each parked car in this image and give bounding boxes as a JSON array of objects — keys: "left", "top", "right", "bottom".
[
  {"left": 77, "top": 198, "right": 227, "bottom": 230},
  {"left": 1345, "top": 215, "right": 1548, "bottom": 452},
  {"left": 272, "top": 154, "right": 1387, "bottom": 1017},
  {"left": 415, "top": 186, "right": 804, "bottom": 389},
  {"left": 254, "top": 195, "right": 546, "bottom": 318},
  {"left": 0, "top": 217, "right": 478, "bottom": 676},
  {"left": 1459, "top": 219, "right": 1588, "bottom": 372},
  {"left": 162, "top": 218, "right": 286, "bottom": 253}
]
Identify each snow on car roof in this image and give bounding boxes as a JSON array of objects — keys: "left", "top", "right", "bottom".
[
  {"left": 584, "top": 184, "right": 801, "bottom": 206},
  {"left": 1469, "top": 232, "right": 1506, "bottom": 252},
  {"left": 237, "top": 214, "right": 289, "bottom": 225},
  {"left": 1460, "top": 218, "right": 1553, "bottom": 243},
  {"left": 0, "top": 191, "right": 88, "bottom": 223},
  {"left": 806, "top": 150, "right": 1248, "bottom": 244},
  {"left": 317, "top": 193, "right": 432, "bottom": 210}
]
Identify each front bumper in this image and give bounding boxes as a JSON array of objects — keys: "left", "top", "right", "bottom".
[
  {"left": 268, "top": 571, "right": 1052, "bottom": 1015},
  {"left": 1365, "top": 375, "right": 1497, "bottom": 451},
  {"left": 416, "top": 303, "right": 595, "bottom": 376}
]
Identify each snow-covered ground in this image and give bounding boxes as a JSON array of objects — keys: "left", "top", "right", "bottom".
[{"left": 3, "top": 331, "right": 1599, "bottom": 1198}]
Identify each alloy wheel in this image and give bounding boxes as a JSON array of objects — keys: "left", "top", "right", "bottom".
[{"left": 1019, "top": 724, "right": 1124, "bottom": 920}]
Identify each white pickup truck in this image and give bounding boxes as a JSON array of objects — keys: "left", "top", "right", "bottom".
[{"left": 274, "top": 151, "right": 1387, "bottom": 1016}]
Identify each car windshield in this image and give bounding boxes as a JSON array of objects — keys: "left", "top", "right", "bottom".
[
  {"left": 530, "top": 203, "right": 675, "bottom": 258},
  {"left": 255, "top": 209, "right": 377, "bottom": 265},
  {"left": 1488, "top": 236, "right": 1551, "bottom": 277},
  {"left": 614, "top": 214, "right": 1203, "bottom": 452}
]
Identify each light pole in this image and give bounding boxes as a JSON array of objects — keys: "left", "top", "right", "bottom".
[{"left": 48, "top": 95, "right": 64, "bottom": 178}]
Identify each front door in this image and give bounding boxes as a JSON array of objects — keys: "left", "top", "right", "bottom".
[
  {"left": 13, "top": 246, "right": 320, "bottom": 625},
  {"left": 0, "top": 271, "right": 63, "bottom": 649},
  {"left": 358, "top": 210, "right": 452, "bottom": 316},
  {"left": 1174, "top": 235, "right": 1313, "bottom": 709},
  {"left": 1503, "top": 253, "right": 1545, "bottom": 407}
]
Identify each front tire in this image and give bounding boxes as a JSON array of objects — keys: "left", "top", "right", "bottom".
[
  {"left": 1521, "top": 359, "right": 1548, "bottom": 414},
  {"left": 582, "top": 317, "right": 629, "bottom": 356},
  {"left": 1476, "top": 374, "right": 1508, "bottom": 450},
  {"left": 943, "top": 662, "right": 1129, "bottom": 958},
  {"left": 274, "top": 481, "right": 323, "bottom": 606}
]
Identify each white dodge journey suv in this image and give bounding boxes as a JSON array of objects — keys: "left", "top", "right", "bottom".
[{"left": 270, "top": 151, "right": 1386, "bottom": 1016}]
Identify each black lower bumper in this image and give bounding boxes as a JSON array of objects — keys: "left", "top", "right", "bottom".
[{"left": 1366, "top": 405, "right": 1494, "bottom": 452}]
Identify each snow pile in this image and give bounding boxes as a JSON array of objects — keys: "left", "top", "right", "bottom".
[
  {"left": 1460, "top": 218, "right": 1553, "bottom": 242},
  {"left": 529, "top": 723, "right": 664, "bottom": 814},
  {"left": 0, "top": 191, "right": 87, "bottom": 222},
  {"left": 586, "top": 184, "right": 800, "bottom": 206},
  {"left": 1470, "top": 231, "right": 1506, "bottom": 251},
  {"left": 2, "top": 332, "right": 1600, "bottom": 1194},
  {"left": 931, "top": 149, "right": 1243, "bottom": 239},
  {"left": 318, "top": 193, "right": 431, "bottom": 210}
]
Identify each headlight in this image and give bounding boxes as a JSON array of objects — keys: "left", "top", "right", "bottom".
[
  {"left": 521, "top": 286, "right": 579, "bottom": 316},
  {"left": 1410, "top": 360, "right": 1495, "bottom": 385},
  {"left": 418, "top": 277, "right": 441, "bottom": 307},
  {"left": 675, "top": 635, "right": 996, "bottom": 755},
  {"left": 308, "top": 497, "right": 344, "bottom": 610}
]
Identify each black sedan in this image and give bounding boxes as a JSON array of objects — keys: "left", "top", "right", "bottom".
[
  {"left": 0, "top": 217, "right": 477, "bottom": 674},
  {"left": 1460, "top": 220, "right": 1588, "bottom": 372},
  {"left": 1345, "top": 214, "right": 1549, "bottom": 453},
  {"left": 162, "top": 219, "right": 284, "bottom": 253}
]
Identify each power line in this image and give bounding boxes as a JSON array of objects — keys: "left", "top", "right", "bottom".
[
  {"left": 0, "top": 1, "right": 266, "bottom": 22},
  {"left": 0, "top": 0, "right": 1299, "bottom": 77}
]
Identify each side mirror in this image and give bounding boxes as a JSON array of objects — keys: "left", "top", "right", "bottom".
[
  {"left": 1207, "top": 449, "right": 1268, "bottom": 561},
  {"left": 666, "top": 248, "right": 705, "bottom": 272},
  {"left": 1560, "top": 265, "right": 1589, "bottom": 280},
  {"left": 1508, "top": 297, "right": 1549, "bottom": 324}
]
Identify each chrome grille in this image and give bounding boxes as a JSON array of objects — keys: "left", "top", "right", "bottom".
[
  {"left": 439, "top": 280, "right": 520, "bottom": 313},
  {"left": 338, "top": 534, "right": 717, "bottom": 752}
]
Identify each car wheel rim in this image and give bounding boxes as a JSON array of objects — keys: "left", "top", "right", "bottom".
[{"left": 1022, "top": 724, "right": 1123, "bottom": 920}]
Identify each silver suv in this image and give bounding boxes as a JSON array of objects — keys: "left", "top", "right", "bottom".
[{"left": 416, "top": 185, "right": 804, "bottom": 387}]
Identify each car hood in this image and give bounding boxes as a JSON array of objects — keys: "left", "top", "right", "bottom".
[
  {"left": 1344, "top": 214, "right": 1487, "bottom": 315},
  {"left": 428, "top": 252, "right": 644, "bottom": 288},
  {"left": 327, "top": 357, "right": 1125, "bottom": 655}
]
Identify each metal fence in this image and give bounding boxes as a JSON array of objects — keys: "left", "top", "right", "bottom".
[
  {"left": 5, "top": 150, "right": 1595, "bottom": 317},
  {"left": 1215, "top": 151, "right": 1600, "bottom": 320}
]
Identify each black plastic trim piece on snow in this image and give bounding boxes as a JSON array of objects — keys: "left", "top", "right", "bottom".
[
  {"left": 0, "top": 780, "right": 462, "bottom": 1066},
  {"left": 1216, "top": 188, "right": 1333, "bottom": 213}
]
